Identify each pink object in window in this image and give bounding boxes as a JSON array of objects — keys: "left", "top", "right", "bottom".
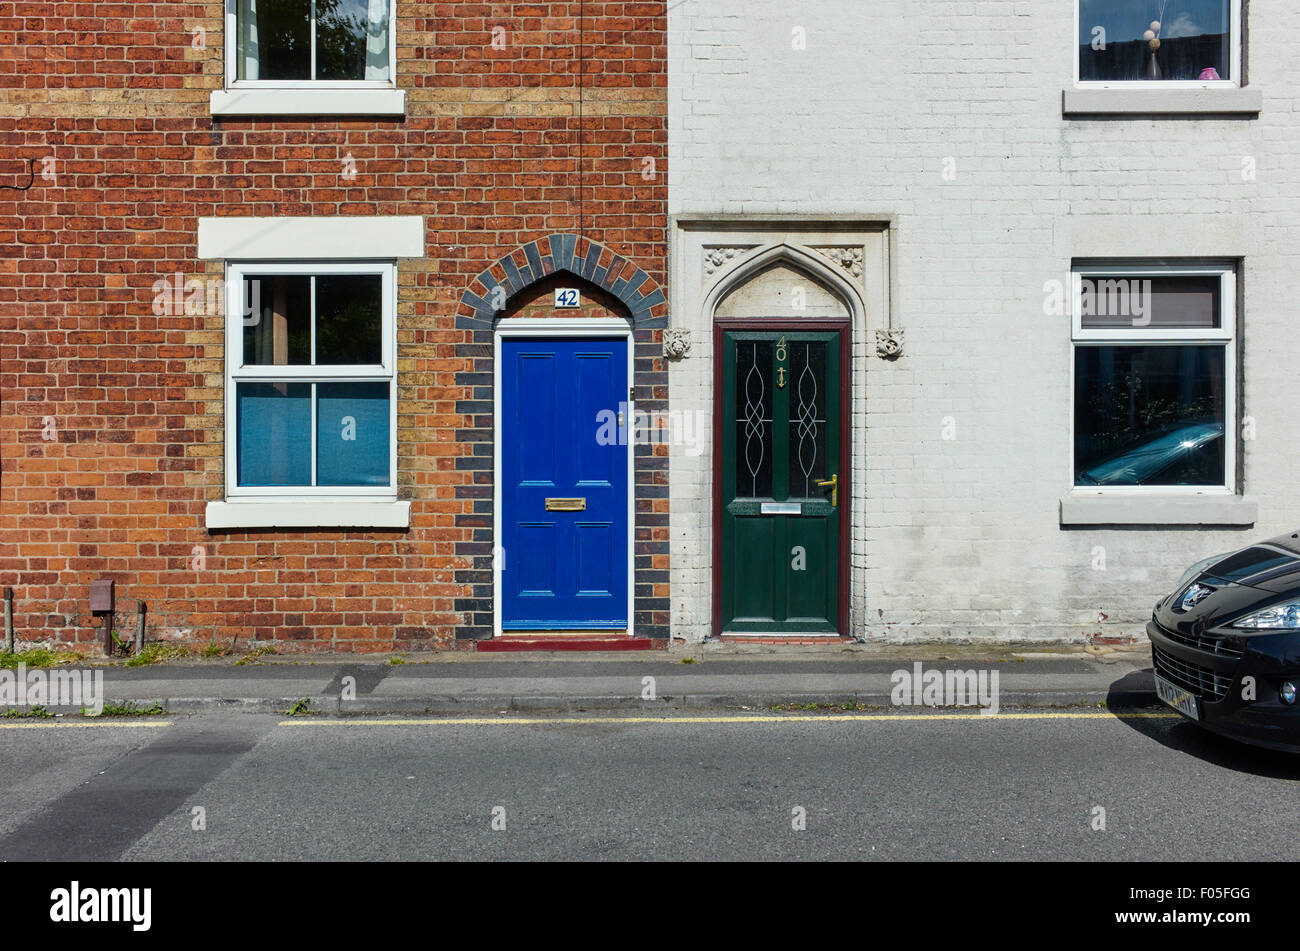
[{"left": 1199, "top": 67, "right": 1222, "bottom": 80}]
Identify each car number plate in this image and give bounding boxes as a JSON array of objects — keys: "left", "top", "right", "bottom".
[{"left": 1154, "top": 673, "right": 1200, "bottom": 720}]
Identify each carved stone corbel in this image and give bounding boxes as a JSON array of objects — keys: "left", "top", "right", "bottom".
[
  {"left": 875, "top": 328, "right": 904, "bottom": 360},
  {"left": 663, "top": 327, "right": 692, "bottom": 360}
]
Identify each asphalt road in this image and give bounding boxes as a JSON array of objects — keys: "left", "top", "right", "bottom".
[{"left": 3, "top": 709, "right": 1299, "bottom": 861}]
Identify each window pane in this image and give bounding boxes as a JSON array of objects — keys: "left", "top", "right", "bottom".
[
  {"left": 787, "top": 340, "right": 828, "bottom": 499},
  {"left": 315, "top": 275, "right": 382, "bottom": 364},
  {"left": 238, "top": 0, "right": 311, "bottom": 81},
  {"left": 1079, "top": 0, "right": 1231, "bottom": 82},
  {"left": 236, "top": 382, "right": 311, "bottom": 486},
  {"left": 316, "top": 382, "right": 391, "bottom": 486},
  {"left": 1074, "top": 346, "right": 1226, "bottom": 487},
  {"left": 734, "top": 340, "right": 773, "bottom": 499},
  {"left": 317, "top": 0, "right": 389, "bottom": 81},
  {"left": 243, "top": 275, "right": 311, "bottom": 366},
  {"left": 1079, "top": 274, "right": 1221, "bottom": 330}
]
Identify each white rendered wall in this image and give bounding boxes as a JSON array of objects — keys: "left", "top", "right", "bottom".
[{"left": 667, "top": 1, "right": 1299, "bottom": 644}]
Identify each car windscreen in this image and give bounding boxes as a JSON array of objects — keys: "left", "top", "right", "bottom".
[{"left": 1202, "top": 546, "right": 1299, "bottom": 585}]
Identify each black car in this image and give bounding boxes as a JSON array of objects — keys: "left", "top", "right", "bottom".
[{"left": 1150, "top": 532, "right": 1300, "bottom": 752}]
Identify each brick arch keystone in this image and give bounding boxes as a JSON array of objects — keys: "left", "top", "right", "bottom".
[{"left": 458, "top": 234, "right": 667, "bottom": 328}]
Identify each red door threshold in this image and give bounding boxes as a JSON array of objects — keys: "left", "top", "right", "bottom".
[{"left": 477, "top": 636, "right": 656, "bottom": 652}]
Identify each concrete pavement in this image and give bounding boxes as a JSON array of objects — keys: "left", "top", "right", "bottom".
[{"left": 21, "top": 643, "right": 1158, "bottom": 716}]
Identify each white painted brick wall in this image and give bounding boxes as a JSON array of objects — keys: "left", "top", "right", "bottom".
[{"left": 668, "top": 0, "right": 1300, "bottom": 644}]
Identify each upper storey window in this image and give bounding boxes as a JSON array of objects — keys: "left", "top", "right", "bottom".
[
  {"left": 234, "top": 0, "right": 392, "bottom": 84},
  {"left": 1077, "top": 0, "right": 1239, "bottom": 85},
  {"left": 215, "top": 0, "right": 403, "bottom": 115}
]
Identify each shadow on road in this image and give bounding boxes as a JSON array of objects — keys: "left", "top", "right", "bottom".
[{"left": 1108, "top": 666, "right": 1300, "bottom": 780}]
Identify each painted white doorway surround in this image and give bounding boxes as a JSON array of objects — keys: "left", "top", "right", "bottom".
[
  {"left": 492, "top": 317, "right": 637, "bottom": 639},
  {"left": 668, "top": 217, "right": 895, "bottom": 642}
]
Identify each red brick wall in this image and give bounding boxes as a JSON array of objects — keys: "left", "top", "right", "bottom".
[{"left": 0, "top": 3, "right": 667, "bottom": 653}]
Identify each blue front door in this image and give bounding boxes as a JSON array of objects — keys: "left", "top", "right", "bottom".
[{"left": 501, "top": 337, "right": 629, "bottom": 629}]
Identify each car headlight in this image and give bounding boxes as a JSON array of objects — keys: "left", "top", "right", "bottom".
[
  {"left": 1233, "top": 599, "right": 1300, "bottom": 630},
  {"left": 1175, "top": 552, "right": 1230, "bottom": 593}
]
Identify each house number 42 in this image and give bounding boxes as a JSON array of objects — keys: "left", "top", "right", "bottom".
[{"left": 554, "top": 288, "right": 581, "bottom": 308}]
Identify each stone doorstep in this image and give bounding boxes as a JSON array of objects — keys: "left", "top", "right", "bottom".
[
  {"left": 717, "top": 636, "right": 854, "bottom": 646},
  {"left": 476, "top": 637, "right": 657, "bottom": 652}
]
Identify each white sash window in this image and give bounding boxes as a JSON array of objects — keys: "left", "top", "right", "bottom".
[{"left": 226, "top": 0, "right": 395, "bottom": 87}]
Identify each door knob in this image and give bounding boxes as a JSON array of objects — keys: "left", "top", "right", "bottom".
[{"left": 815, "top": 473, "right": 837, "bottom": 507}]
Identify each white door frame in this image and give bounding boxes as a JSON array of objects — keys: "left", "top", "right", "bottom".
[{"left": 493, "top": 318, "right": 636, "bottom": 638}]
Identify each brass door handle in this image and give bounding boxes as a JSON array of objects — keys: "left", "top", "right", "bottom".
[{"left": 815, "top": 473, "right": 837, "bottom": 507}]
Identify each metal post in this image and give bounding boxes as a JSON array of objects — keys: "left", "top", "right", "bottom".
[
  {"left": 89, "top": 580, "right": 115, "bottom": 657},
  {"left": 135, "top": 602, "right": 147, "bottom": 652},
  {"left": 3, "top": 588, "right": 13, "bottom": 653}
]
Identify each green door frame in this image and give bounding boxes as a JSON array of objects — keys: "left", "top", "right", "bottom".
[{"left": 712, "top": 317, "right": 852, "bottom": 636}]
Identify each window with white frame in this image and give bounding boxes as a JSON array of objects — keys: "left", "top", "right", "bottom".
[
  {"left": 229, "top": 0, "right": 394, "bottom": 85},
  {"left": 1077, "top": 0, "right": 1241, "bottom": 84},
  {"left": 225, "top": 262, "right": 396, "bottom": 497},
  {"left": 1072, "top": 263, "right": 1236, "bottom": 491}
]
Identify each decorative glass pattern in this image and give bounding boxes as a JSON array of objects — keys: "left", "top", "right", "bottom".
[
  {"left": 788, "top": 341, "right": 828, "bottom": 497},
  {"left": 734, "top": 340, "right": 773, "bottom": 499}
]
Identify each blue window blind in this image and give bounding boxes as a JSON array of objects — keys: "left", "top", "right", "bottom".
[
  {"left": 316, "top": 382, "right": 391, "bottom": 486},
  {"left": 236, "top": 382, "right": 311, "bottom": 486}
]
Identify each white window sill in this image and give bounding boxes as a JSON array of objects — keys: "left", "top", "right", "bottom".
[
  {"left": 206, "top": 499, "right": 411, "bottom": 530},
  {"left": 1062, "top": 87, "right": 1262, "bottom": 117},
  {"left": 210, "top": 88, "right": 406, "bottom": 117},
  {"left": 1060, "top": 494, "right": 1257, "bottom": 527}
]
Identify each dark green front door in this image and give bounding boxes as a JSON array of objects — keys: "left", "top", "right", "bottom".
[{"left": 720, "top": 329, "right": 844, "bottom": 633}]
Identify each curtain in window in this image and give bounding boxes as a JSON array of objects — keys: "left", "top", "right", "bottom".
[
  {"left": 365, "top": 0, "right": 390, "bottom": 81},
  {"left": 239, "top": 0, "right": 259, "bottom": 80},
  {"left": 247, "top": 277, "right": 273, "bottom": 364}
]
